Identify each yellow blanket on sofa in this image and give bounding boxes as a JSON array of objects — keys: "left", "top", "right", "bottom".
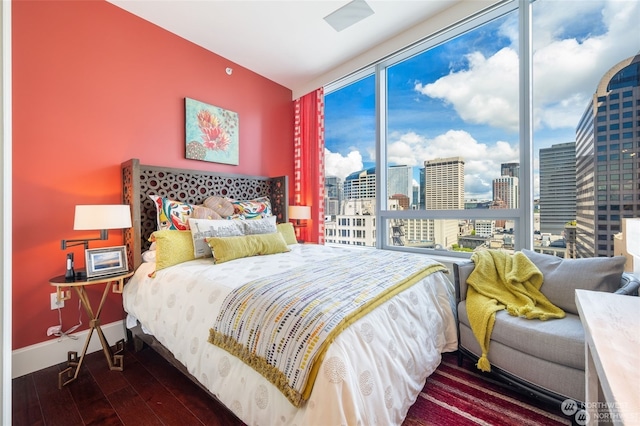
[{"left": 466, "top": 250, "right": 565, "bottom": 372}]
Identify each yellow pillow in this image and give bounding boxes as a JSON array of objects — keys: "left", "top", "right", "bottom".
[
  {"left": 277, "top": 222, "right": 298, "bottom": 245},
  {"left": 206, "top": 233, "right": 290, "bottom": 264},
  {"left": 149, "top": 230, "right": 195, "bottom": 275}
]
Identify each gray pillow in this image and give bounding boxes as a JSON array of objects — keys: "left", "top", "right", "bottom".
[{"left": 521, "top": 249, "right": 625, "bottom": 314}]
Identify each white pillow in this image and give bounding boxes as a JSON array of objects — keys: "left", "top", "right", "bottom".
[
  {"left": 242, "top": 215, "right": 277, "bottom": 235},
  {"left": 141, "top": 250, "right": 156, "bottom": 263},
  {"left": 188, "top": 218, "right": 244, "bottom": 258}
]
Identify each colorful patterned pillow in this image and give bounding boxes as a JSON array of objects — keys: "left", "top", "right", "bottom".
[
  {"left": 187, "top": 218, "right": 244, "bottom": 258},
  {"left": 229, "top": 196, "right": 272, "bottom": 219},
  {"left": 149, "top": 195, "right": 194, "bottom": 231}
]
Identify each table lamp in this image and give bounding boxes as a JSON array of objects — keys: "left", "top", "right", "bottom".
[
  {"left": 61, "top": 204, "right": 132, "bottom": 250},
  {"left": 288, "top": 205, "right": 311, "bottom": 227},
  {"left": 289, "top": 205, "right": 311, "bottom": 243}
]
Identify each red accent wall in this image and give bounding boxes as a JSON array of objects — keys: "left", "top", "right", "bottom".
[{"left": 12, "top": 0, "right": 294, "bottom": 350}]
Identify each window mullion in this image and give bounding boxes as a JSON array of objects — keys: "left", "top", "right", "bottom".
[
  {"left": 518, "top": 0, "right": 534, "bottom": 250},
  {"left": 375, "top": 63, "right": 387, "bottom": 249}
]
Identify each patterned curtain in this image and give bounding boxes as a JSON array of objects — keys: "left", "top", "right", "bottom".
[{"left": 293, "top": 88, "right": 325, "bottom": 244}]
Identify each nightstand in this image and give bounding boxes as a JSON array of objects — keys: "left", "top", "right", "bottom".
[{"left": 49, "top": 271, "right": 134, "bottom": 388}]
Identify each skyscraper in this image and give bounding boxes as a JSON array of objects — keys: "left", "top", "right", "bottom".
[
  {"left": 387, "top": 165, "right": 413, "bottom": 206},
  {"left": 343, "top": 167, "right": 376, "bottom": 200},
  {"left": 539, "top": 142, "right": 576, "bottom": 236},
  {"left": 501, "top": 162, "right": 520, "bottom": 178},
  {"left": 492, "top": 176, "right": 519, "bottom": 209},
  {"left": 575, "top": 54, "right": 639, "bottom": 258},
  {"left": 424, "top": 157, "right": 465, "bottom": 209},
  {"left": 343, "top": 166, "right": 413, "bottom": 204},
  {"left": 324, "top": 175, "right": 342, "bottom": 216},
  {"left": 422, "top": 157, "right": 464, "bottom": 248}
]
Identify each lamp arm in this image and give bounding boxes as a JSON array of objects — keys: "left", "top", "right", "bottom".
[
  {"left": 60, "top": 239, "right": 90, "bottom": 250},
  {"left": 60, "top": 229, "right": 109, "bottom": 250}
]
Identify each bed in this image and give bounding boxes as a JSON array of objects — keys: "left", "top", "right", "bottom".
[{"left": 121, "top": 158, "right": 458, "bottom": 425}]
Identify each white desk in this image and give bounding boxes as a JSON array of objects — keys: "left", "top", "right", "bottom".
[{"left": 576, "top": 290, "right": 640, "bottom": 425}]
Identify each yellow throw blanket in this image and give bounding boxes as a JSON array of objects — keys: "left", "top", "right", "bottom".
[{"left": 466, "top": 250, "right": 565, "bottom": 372}]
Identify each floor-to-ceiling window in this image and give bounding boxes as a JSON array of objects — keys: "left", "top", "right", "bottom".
[
  {"left": 324, "top": 71, "right": 376, "bottom": 246},
  {"left": 532, "top": 0, "right": 640, "bottom": 258},
  {"left": 380, "top": 7, "right": 521, "bottom": 253},
  {"left": 324, "top": 0, "right": 640, "bottom": 259}
]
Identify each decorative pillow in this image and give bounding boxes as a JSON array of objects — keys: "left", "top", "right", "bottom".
[
  {"left": 277, "top": 222, "right": 298, "bottom": 245},
  {"left": 191, "top": 205, "right": 222, "bottom": 220},
  {"left": 203, "top": 196, "right": 235, "bottom": 218},
  {"left": 243, "top": 216, "right": 277, "bottom": 235},
  {"left": 149, "top": 230, "right": 195, "bottom": 275},
  {"left": 229, "top": 196, "right": 272, "bottom": 219},
  {"left": 149, "top": 195, "right": 194, "bottom": 231},
  {"left": 187, "top": 218, "right": 244, "bottom": 258},
  {"left": 206, "top": 233, "right": 290, "bottom": 264},
  {"left": 522, "top": 249, "right": 626, "bottom": 314}
]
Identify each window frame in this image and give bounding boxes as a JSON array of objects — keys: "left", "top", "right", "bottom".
[{"left": 324, "top": 0, "right": 535, "bottom": 258}]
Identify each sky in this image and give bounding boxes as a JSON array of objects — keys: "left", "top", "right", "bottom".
[{"left": 324, "top": 0, "right": 640, "bottom": 200}]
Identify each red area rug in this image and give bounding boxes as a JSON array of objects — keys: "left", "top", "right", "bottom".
[{"left": 403, "top": 352, "right": 572, "bottom": 425}]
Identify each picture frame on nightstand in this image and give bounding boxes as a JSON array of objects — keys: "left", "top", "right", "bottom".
[{"left": 85, "top": 245, "right": 128, "bottom": 279}]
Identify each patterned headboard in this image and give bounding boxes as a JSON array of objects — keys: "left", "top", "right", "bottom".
[{"left": 122, "top": 158, "right": 288, "bottom": 269}]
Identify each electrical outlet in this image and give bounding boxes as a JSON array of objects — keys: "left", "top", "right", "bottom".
[{"left": 50, "top": 293, "right": 64, "bottom": 310}]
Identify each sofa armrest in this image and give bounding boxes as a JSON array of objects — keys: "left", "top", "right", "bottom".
[
  {"left": 453, "top": 260, "right": 475, "bottom": 304},
  {"left": 615, "top": 272, "right": 640, "bottom": 296}
]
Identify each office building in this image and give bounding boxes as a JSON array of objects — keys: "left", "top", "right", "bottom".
[
  {"left": 501, "top": 162, "right": 520, "bottom": 178},
  {"left": 575, "top": 54, "right": 639, "bottom": 257},
  {"left": 493, "top": 176, "right": 519, "bottom": 209},
  {"left": 343, "top": 167, "right": 376, "bottom": 200},
  {"left": 387, "top": 165, "right": 413, "bottom": 206},
  {"left": 539, "top": 142, "right": 577, "bottom": 236},
  {"left": 324, "top": 175, "right": 342, "bottom": 216},
  {"left": 423, "top": 157, "right": 465, "bottom": 209},
  {"left": 421, "top": 157, "right": 464, "bottom": 248}
]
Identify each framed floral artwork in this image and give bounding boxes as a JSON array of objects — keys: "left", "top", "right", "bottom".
[{"left": 185, "top": 98, "right": 239, "bottom": 165}]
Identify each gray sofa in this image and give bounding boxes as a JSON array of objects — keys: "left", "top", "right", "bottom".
[{"left": 453, "top": 249, "right": 639, "bottom": 405}]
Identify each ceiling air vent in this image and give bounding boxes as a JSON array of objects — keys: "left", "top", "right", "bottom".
[{"left": 324, "top": 0, "right": 375, "bottom": 32}]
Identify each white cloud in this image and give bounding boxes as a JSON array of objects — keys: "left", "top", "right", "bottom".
[
  {"left": 387, "top": 130, "right": 519, "bottom": 199},
  {"left": 326, "top": 0, "right": 638, "bottom": 200},
  {"left": 324, "top": 148, "right": 364, "bottom": 180},
  {"left": 415, "top": 48, "right": 520, "bottom": 132},
  {"left": 414, "top": 0, "right": 640, "bottom": 132}
]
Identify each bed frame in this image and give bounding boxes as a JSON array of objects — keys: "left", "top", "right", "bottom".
[
  {"left": 121, "top": 158, "right": 288, "bottom": 270},
  {"left": 120, "top": 159, "right": 289, "bottom": 419}
]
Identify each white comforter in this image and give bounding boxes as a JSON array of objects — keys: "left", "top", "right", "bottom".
[{"left": 123, "top": 244, "right": 458, "bottom": 426}]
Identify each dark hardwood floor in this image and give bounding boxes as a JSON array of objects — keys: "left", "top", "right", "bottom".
[{"left": 12, "top": 343, "right": 245, "bottom": 426}]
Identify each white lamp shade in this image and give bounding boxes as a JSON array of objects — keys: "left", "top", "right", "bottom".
[
  {"left": 288, "top": 205, "right": 311, "bottom": 220},
  {"left": 73, "top": 205, "right": 132, "bottom": 230}
]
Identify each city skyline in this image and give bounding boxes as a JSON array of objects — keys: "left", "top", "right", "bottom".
[
  {"left": 324, "top": 0, "right": 640, "bottom": 201},
  {"left": 324, "top": 53, "right": 638, "bottom": 258}
]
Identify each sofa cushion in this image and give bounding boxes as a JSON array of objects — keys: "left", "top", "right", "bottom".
[
  {"left": 522, "top": 249, "right": 625, "bottom": 315},
  {"left": 458, "top": 322, "right": 585, "bottom": 401},
  {"left": 458, "top": 300, "right": 585, "bottom": 370}
]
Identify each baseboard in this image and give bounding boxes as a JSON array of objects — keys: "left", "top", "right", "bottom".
[{"left": 12, "top": 320, "right": 126, "bottom": 379}]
